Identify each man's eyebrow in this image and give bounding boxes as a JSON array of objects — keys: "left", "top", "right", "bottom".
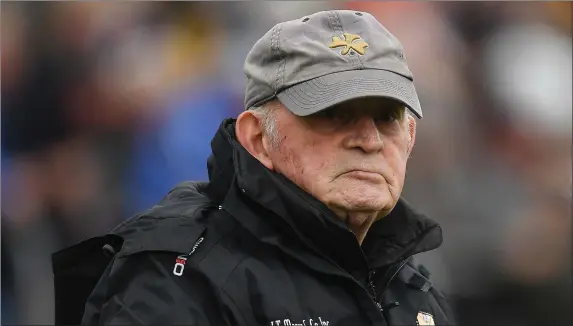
[{"left": 387, "top": 105, "right": 407, "bottom": 120}]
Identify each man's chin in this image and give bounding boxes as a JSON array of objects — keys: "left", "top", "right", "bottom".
[{"left": 329, "top": 191, "right": 392, "bottom": 213}]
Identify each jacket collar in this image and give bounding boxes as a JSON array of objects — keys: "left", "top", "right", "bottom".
[{"left": 206, "top": 119, "right": 442, "bottom": 271}]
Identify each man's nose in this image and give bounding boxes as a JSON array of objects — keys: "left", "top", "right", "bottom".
[{"left": 343, "top": 116, "right": 384, "bottom": 153}]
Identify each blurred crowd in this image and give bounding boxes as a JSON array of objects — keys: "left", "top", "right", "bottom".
[{"left": 1, "top": 2, "right": 571, "bottom": 325}]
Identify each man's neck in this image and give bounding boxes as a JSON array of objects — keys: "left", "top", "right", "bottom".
[{"left": 329, "top": 207, "right": 379, "bottom": 245}]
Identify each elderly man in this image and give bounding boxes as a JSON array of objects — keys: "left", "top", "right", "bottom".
[{"left": 53, "top": 10, "right": 455, "bottom": 326}]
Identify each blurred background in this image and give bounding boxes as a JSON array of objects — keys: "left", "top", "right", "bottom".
[{"left": 1, "top": 1, "right": 571, "bottom": 325}]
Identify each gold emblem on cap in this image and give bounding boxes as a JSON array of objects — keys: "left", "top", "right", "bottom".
[{"left": 328, "top": 33, "right": 369, "bottom": 55}]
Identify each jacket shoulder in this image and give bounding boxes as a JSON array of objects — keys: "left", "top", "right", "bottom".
[
  {"left": 112, "top": 181, "right": 218, "bottom": 257},
  {"left": 51, "top": 181, "right": 233, "bottom": 325},
  {"left": 121, "top": 181, "right": 215, "bottom": 222}
]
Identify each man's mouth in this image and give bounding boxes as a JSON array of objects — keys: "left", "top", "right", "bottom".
[{"left": 340, "top": 170, "right": 385, "bottom": 182}]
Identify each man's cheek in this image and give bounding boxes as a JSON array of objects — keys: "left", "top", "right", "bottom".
[{"left": 388, "top": 144, "right": 409, "bottom": 163}]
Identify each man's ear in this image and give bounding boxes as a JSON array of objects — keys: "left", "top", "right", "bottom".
[
  {"left": 235, "top": 111, "right": 274, "bottom": 170},
  {"left": 407, "top": 114, "right": 416, "bottom": 155}
]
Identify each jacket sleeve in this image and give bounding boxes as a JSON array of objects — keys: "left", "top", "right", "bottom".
[{"left": 82, "top": 251, "right": 243, "bottom": 326}]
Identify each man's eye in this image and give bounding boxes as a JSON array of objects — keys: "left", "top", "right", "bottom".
[
  {"left": 319, "top": 109, "right": 349, "bottom": 121},
  {"left": 375, "top": 111, "right": 399, "bottom": 123},
  {"left": 323, "top": 110, "right": 338, "bottom": 119}
]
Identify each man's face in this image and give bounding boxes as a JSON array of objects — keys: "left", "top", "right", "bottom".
[{"left": 266, "top": 98, "right": 415, "bottom": 227}]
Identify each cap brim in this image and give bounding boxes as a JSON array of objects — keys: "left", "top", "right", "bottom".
[{"left": 276, "top": 69, "right": 422, "bottom": 118}]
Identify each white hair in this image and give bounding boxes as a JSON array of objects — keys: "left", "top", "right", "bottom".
[{"left": 249, "top": 103, "right": 280, "bottom": 148}]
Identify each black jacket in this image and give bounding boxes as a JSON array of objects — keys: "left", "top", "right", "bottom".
[{"left": 52, "top": 119, "right": 455, "bottom": 326}]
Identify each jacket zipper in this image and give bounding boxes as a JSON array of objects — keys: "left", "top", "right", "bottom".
[
  {"left": 367, "top": 270, "right": 383, "bottom": 310},
  {"left": 299, "top": 234, "right": 410, "bottom": 319},
  {"left": 367, "top": 258, "right": 409, "bottom": 309},
  {"left": 268, "top": 216, "right": 387, "bottom": 316},
  {"left": 379, "top": 258, "right": 411, "bottom": 295},
  {"left": 298, "top": 234, "right": 386, "bottom": 313},
  {"left": 371, "top": 258, "right": 410, "bottom": 315},
  {"left": 239, "top": 189, "right": 402, "bottom": 320}
]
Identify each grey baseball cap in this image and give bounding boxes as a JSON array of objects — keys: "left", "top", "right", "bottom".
[{"left": 244, "top": 10, "right": 422, "bottom": 118}]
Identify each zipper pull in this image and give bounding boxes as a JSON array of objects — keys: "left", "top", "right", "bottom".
[{"left": 380, "top": 301, "right": 400, "bottom": 312}]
